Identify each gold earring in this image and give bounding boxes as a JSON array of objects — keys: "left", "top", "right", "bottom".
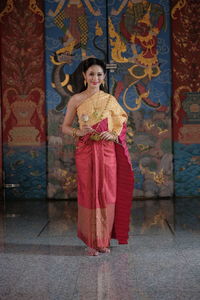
[
  {"left": 102, "top": 80, "right": 105, "bottom": 87},
  {"left": 84, "top": 80, "right": 87, "bottom": 87}
]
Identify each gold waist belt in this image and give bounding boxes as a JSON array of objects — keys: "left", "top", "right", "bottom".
[{"left": 90, "top": 133, "right": 102, "bottom": 141}]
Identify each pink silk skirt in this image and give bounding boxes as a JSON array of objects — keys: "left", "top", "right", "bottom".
[
  {"left": 75, "top": 118, "right": 134, "bottom": 248},
  {"left": 76, "top": 138, "right": 116, "bottom": 249}
]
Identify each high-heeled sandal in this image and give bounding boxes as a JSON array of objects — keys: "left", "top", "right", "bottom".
[
  {"left": 86, "top": 247, "right": 99, "bottom": 256},
  {"left": 97, "top": 247, "right": 111, "bottom": 253}
]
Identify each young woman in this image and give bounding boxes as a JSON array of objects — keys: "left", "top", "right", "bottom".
[{"left": 62, "top": 58, "right": 134, "bottom": 256}]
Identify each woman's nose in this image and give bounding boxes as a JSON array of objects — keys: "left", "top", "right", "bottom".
[{"left": 93, "top": 74, "right": 98, "bottom": 80}]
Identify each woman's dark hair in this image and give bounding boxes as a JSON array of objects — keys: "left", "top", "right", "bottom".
[{"left": 83, "top": 58, "right": 106, "bottom": 74}]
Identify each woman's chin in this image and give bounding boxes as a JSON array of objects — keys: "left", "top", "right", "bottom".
[{"left": 88, "top": 85, "right": 100, "bottom": 90}]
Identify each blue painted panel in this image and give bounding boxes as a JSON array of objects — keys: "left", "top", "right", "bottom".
[
  {"left": 174, "top": 143, "right": 200, "bottom": 197},
  {"left": 4, "top": 145, "right": 46, "bottom": 199}
]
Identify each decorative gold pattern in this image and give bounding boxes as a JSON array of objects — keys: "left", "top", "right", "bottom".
[
  {"left": 50, "top": 55, "right": 69, "bottom": 66},
  {"left": 144, "top": 120, "right": 155, "bottom": 130},
  {"left": 174, "top": 86, "right": 192, "bottom": 123},
  {"left": 171, "top": 0, "right": 186, "bottom": 20},
  {"left": 51, "top": 74, "right": 70, "bottom": 88},
  {"left": 83, "top": 0, "right": 100, "bottom": 16},
  {"left": 29, "top": 0, "right": 44, "bottom": 22},
  {"left": 139, "top": 4, "right": 151, "bottom": 25},
  {"left": 78, "top": 14, "right": 88, "bottom": 46},
  {"left": 0, "top": 0, "right": 14, "bottom": 22},
  {"left": 95, "top": 21, "right": 103, "bottom": 36},
  {"left": 112, "top": 0, "right": 128, "bottom": 15},
  {"left": 137, "top": 144, "right": 150, "bottom": 152},
  {"left": 140, "top": 164, "right": 165, "bottom": 184},
  {"left": 11, "top": 99, "right": 37, "bottom": 126},
  {"left": 8, "top": 127, "right": 40, "bottom": 146},
  {"left": 123, "top": 83, "right": 149, "bottom": 111},
  {"left": 3, "top": 88, "right": 44, "bottom": 146},
  {"left": 54, "top": 10, "right": 65, "bottom": 29},
  {"left": 48, "top": 0, "right": 65, "bottom": 17},
  {"left": 128, "top": 64, "right": 160, "bottom": 80},
  {"left": 157, "top": 127, "right": 168, "bottom": 135},
  {"left": 108, "top": 18, "right": 128, "bottom": 63}
]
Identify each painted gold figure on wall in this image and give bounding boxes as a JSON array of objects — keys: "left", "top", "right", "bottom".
[
  {"left": 48, "top": 0, "right": 100, "bottom": 58},
  {"left": 111, "top": 0, "right": 167, "bottom": 112}
]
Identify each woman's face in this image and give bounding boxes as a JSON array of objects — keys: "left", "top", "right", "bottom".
[{"left": 83, "top": 65, "right": 105, "bottom": 90}]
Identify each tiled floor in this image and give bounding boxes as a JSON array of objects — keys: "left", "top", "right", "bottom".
[{"left": 0, "top": 198, "right": 200, "bottom": 300}]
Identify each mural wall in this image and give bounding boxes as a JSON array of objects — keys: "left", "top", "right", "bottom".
[
  {"left": 109, "top": 0, "right": 172, "bottom": 198},
  {"left": 171, "top": 0, "right": 200, "bottom": 196},
  {"left": 45, "top": 0, "right": 172, "bottom": 199},
  {"left": 0, "top": 0, "right": 46, "bottom": 199},
  {"left": 0, "top": 0, "right": 199, "bottom": 200}
]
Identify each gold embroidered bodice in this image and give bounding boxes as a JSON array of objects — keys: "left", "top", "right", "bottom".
[{"left": 76, "top": 91, "right": 127, "bottom": 135}]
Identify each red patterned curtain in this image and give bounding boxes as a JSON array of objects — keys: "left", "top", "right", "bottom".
[
  {"left": 171, "top": 0, "right": 200, "bottom": 196},
  {"left": 0, "top": 0, "right": 47, "bottom": 199},
  {"left": 0, "top": 0, "right": 5, "bottom": 192}
]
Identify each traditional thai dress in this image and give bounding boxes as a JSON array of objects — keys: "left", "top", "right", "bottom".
[{"left": 76, "top": 91, "right": 134, "bottom": 249}]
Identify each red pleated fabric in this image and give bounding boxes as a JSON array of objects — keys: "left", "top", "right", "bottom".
[{"left": 112, "top": 122, "right": 134, "bottom": 244}]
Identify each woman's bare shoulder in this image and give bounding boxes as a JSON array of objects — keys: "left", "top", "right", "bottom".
[{"left": 68, "top": 93, "right": 83, "bottom": 108}]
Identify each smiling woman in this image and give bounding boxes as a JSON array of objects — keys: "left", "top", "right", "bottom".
[{"left": 62, "top": 58, "right": 134, "bottom": 256}]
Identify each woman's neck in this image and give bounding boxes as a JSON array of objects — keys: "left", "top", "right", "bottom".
[{"left": 85, "top": 87, "right": 100, "bottom": 96}]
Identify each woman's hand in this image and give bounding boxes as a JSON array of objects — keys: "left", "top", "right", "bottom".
[
  {"left": 77, "top": 125, "right": 94, "bottom": 137},
  {"left": 99, "top": 131, "right": 117, "bottom": 141}
]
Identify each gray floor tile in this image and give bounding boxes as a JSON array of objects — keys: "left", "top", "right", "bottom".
[
  {"left": 137, "top": 289, "right": 200, "bottom": 300},
  {"left": 0, "top": 254, "right": 80, "bottom": 300},
  {"left": 73, "top": 251, "right": 139, "bottom": 300},
  {"left": 136, "top": 264, "right": 200, "bottom": 291}
]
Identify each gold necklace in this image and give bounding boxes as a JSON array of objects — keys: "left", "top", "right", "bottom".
[
  {"left": 80, "top": 90, "right": 100, "bottom": 122},
  {"left": 84, "top": 89, "right": 99, "bottom": 99},
  {"left": 90, "top": 94, "right": 112, "bottom": 141},
  {"left": 92, "top": 92, "right": 111, "bottom": 122},
  {"left": 92, "top": 91, "right": 102, "bottom": 120},
  {"left": 82, "top": 91, "right": 110, "bottom": 122}
]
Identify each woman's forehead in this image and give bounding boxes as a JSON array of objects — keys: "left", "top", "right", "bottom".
[{"left": 86, "top": 65, "right": 104, "bottom": 73}]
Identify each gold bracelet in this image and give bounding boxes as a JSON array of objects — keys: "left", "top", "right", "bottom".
[{"left": 72, "top": 128, "right": 78, "bottom": 138}]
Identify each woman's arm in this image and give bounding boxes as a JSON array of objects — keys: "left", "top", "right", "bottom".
[
  {"left": 61, "top": 97, "right": 78, "bottom": 136},
  {"left": 61, "top": 96, "right": 93, "bottom": 137}
]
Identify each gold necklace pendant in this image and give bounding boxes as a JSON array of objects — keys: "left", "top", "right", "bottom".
[
  {"left": 92, "top": 91, "right": 101, "bottom": 119},
  {"left": 93, "top": 111, "right": 99, "bottom": 118}
]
